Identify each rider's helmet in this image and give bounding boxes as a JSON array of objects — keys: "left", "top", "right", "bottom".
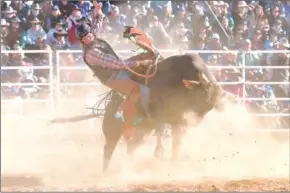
[{"left": 75, "top": 23, "right": 92, "bottom": 40}]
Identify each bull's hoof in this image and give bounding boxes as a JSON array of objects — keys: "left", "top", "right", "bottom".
[{"left": 154, "top": 146, "right": 164, "bottom": 158}]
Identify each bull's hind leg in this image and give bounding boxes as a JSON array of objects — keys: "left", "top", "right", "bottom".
[
  {"left": 102, "top": 94, "right": 124, "bottom": 173},
  {"left": 171, "top": 125, "right": 184, "bottom": 161},
  {"left": 103, "top": 124, "right": 122, "bottom": 173},
  {"left": 154, "top": 124, "right": 166, "bottom": 158},
  {"left": 126, "top": 127, "right": 147, "bottom": 156}
]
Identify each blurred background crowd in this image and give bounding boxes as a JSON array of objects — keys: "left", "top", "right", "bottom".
[{"left": 1, "top": 0, "right": 289, "bottom": 113}]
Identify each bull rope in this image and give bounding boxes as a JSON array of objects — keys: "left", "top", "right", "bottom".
[{"left": 120, "top": 37, "right": 161, "bottom": 79}]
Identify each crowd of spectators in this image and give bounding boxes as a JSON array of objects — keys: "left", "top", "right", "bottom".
[{"left": 1, "top": 0, "right": 289, "bottom": 110}]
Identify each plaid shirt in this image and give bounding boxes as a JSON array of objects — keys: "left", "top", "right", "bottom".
[{"left": 85, "top": 47, "right": 137, "bottom": 69}]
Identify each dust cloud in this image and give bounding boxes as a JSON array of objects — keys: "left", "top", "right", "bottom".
[{"left": 1, "top": 99, "right": 289, "bottom": 191}]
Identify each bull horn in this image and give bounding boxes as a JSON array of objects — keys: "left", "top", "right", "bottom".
[
  {"left": 222, "top": 91, "right": 239, "bottom": 103},
  {"left": 182, "top": 79, "right": 200, "bottom": 89},
  {"left": 198, "top": 72, "right": 210, "bottom": 85}
]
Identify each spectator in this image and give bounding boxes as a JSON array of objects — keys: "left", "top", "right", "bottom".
[
  {"left": 47, "top": 20, "right": 65, "bottom": 45},
  {"left": 57, "top": 0, "right": 74, "bottom": 18},
  {"left": 148, "top": 15, "right": 171, "bottom": 48},
  {"left": 3, "top": 7, "right": 17, "bottom": 24},
  {"left": 170, "top": 21, "right": 189, "bottom": 49},
  {"left": 26, "top": 17, "right": 47, "bottom": 48},
  {"left": 207, "top": 33, "right": 224, "bottom": 50},
  {"left": 214, "top": 15, "right": 233, "bottom": 46},
  {"left": 51, "top": 29, "right": 70, "bottom": 50},
  {"left": 46, "top": 5, "right": 62, "bottom": 30},
  {"left": 1, "top": 38, "right": 11, "bottom": 83},
  {"left": 67, "top": 4, "right": 82, "bottom": 49},
  {"left": 190, "top": 2, "right": 206, "bottom": 34},
  {"left": 269, "top": 37, "right": 290, "bottom": 83},
  {"left": 264, "top": 29, "right": 279, "bottom": 50},
  {"left": 252, "top": 5, "right": 269, "bottom": 32},
  {"left": 10, "top": 0, "right": 30, "bottom": 21},
  {"left": 268, "top": 4, "right": 289, "bottom": 32},
  {"left": 1, "top": 19, "right": 10, "bottom": 39},
  {"left": 272, "top": 19, "right": 287, "bottom": 36},
  {"left": 6, "top": 16, "right": 26, "bottom": 49},
  {"left": 40, "top": 0, "right": 53, "bottom": 17},
  {"left": 26, "top": 3, "right": 46, "bottom": 31},
  {"left": 108, "top": 5, "right": 123, "bottom": 33},
  {"left": 239, "top": 39, "right": 261, "bottom": 66},
  {"left": 168, "top": 5, "right": 191, "bottom": 33},
  {"left": 232, "top": 1, "right": 252, "bottom": 32},
  {"left": 75, "top": 0, "right": 93, "bottom": 18},
  {"left": 158, "top": 4, "right": 174, "bottom": 30},
  {"left": 251, "top": 29, "right": 264, "bottom": 50}
]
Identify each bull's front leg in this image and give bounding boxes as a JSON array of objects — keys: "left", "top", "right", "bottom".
[
  {"left": 171, "top": 125, "right": 184, "bottom": 161},
  {"left": 154, "top": 124, "right": 166, "bottom": 158}
]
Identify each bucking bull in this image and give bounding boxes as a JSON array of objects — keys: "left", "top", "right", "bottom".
[{"left": 49, "top": 27, "right": 236, "bottom": 172}]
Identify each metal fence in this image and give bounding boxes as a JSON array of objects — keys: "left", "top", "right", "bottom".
[{"left": 2, "top": 49, "right": 289, "bottom": 123}]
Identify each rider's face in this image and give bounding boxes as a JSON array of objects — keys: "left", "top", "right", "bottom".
[{"left": 81, "top": 33, "right": 94, "bottom": 45}]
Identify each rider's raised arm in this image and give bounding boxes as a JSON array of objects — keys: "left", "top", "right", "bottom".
[{"left": 85, "top": 48, "right": 137, "bottom": 70}]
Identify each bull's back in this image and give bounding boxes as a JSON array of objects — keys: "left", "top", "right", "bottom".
[{"left": 147, "top": 54, "right": 199, "bottom": 88}]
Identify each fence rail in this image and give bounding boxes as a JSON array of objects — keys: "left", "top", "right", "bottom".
[{"left": 2, "top": 49, "right": 290, "bottom": 124}]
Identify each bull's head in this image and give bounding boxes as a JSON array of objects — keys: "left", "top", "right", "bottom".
[{"left": 182, "top": 72, "right": 211, "bottom": 89}]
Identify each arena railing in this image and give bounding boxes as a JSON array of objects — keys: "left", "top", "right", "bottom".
[
  {"left": 3, "top": 49, "right": 289, "bottom": 129},
  {"left": 1, "top": 50, "right": 55, "bottom": 116}
]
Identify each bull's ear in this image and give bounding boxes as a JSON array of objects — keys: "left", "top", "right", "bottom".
[{"left": 182, "top": 80, "right": 200, "bottom": 89}]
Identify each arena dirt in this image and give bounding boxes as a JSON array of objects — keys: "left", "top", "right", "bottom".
[{"left": 1, "top": 96, "right": 289, "bottom": 191}]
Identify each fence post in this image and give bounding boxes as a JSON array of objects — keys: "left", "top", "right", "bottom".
[
  {"left": 242, "top": 51, "right": 246, "bottom": 107},
  {"left": 55, "top": 50, "right": 61, "bottom": 108}
]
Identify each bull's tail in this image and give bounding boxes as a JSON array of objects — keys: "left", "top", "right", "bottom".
[{"left": 48, "top": 114, "right": 96, "bottom": 124}]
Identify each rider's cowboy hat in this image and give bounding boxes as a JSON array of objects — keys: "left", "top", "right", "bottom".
[
  {"left": 31, "top": 3, "right": 42, "bottom": 10},
  {"left": 10, "top": 16, "right": 21, "bottom": 23},
  {"left": 3, "top": 6, "right": 16, "bottom": 14},
  {"left": 1, "top": 19, "right": 10, "bottom": 27},
  {"left": 53, "top": 29, "right": 68, "bottom": 38},
  {"left": 237, "top": 1, "right": 248, "bottom": 7},
  {"left": 277, "top": 37, "right": 290, "bottom": 48},
  {"left": 29, "top": 17, "right": 43, "bottom": 25}
]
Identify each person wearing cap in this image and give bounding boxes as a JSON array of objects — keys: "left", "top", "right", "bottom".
[
  {"left": 26, "top": 17, "right": 47, "bottom": 46},
  {"left": 75, "top": 23, "right": 159, "bottom": 140},
  {"left": 207, "top": 33, "right": 224, "bottom": 50},
  {"left": 6, "top": 16, "right": 26, "bottom": 49}
]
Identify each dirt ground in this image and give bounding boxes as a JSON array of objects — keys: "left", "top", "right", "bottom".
[{"left": 1, "top": 102, "right": 289, "bottom": 192}]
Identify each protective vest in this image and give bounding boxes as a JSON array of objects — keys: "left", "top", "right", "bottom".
[{"left": 83, "top": 42, "right": 119, "bottom": 84}]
